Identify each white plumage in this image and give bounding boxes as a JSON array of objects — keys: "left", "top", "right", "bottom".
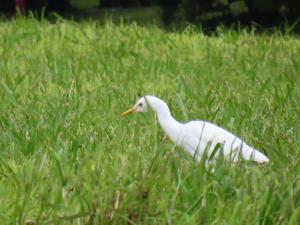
[{"left": 122, "top": 95, "right": 269, "bottom": 163}]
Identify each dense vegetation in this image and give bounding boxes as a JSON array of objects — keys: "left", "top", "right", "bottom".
[
  {"left": 0, "top": 18, "right": 300, "bottom": 224},
  {"left": 0, "top": 0, "right": 71, "bottom": 11},
  {"left": 1, "top": 0, "right": 300, "bottom": 25}
]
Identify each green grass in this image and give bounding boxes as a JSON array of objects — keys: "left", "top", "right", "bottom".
[
  {"left": 71, "top": 0, "right": 99, "bottom": 9},
  {"left": 69, "top": 6, "right": 163, "bottom": 27},
  {"left": 70, "top": 0, "right": 163, "bottom": 27},
  {"left": 0, "top": 17, "right": 300, "bottom": 225}
]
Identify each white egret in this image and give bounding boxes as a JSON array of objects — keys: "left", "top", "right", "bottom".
[{"left": 122, "top": 95, "right": 269, "bottom": 164}]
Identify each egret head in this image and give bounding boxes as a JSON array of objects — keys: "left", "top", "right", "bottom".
[{"left": 121, "top": 95, "right": 170, "bottom": 117}]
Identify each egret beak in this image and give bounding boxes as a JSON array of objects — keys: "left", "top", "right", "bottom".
[{"left": 121, "top": 107, "right": 137, "bottom": 117}]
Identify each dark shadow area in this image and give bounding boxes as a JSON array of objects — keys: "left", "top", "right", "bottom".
[{"left": 0, "top": 0, "right": 300, "bottom": 34}]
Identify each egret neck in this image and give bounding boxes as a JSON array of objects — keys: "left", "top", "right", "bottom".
[{"left": 148, "top": 98, "right": 182, "bottom": 143}]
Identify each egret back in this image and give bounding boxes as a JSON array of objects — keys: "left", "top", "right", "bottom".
[{"left": 180, "top": 120, "right": 269, "bottom": 163}]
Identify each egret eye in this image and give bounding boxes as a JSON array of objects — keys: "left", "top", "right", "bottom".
[{"left": 138, "top": 103, "right": 143, "bottom": 107}]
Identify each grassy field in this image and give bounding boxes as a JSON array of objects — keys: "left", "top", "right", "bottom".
[
  {"left": 70, "top": 0, "right": 163, "bottom": 27},
  {"left": 71, "top": 0, "right": 99, "bottom": 9},
  {"left": 0, "top": 17, "right": 300, "bottom": 225}
]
